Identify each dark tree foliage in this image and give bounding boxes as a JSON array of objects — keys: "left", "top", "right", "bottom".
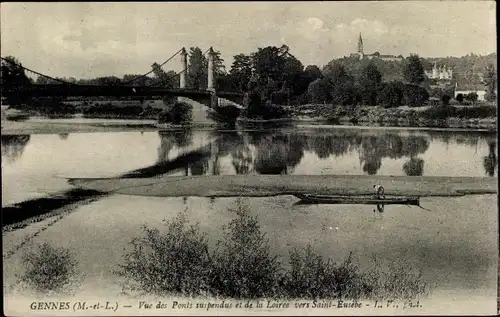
[
  {"left": 402, "top": 84, "right": 429, "bottom": 107},
  {"left": 484, "top": 64, "right": 497, "bottom": 102},
  {"left": 358, "top": 62, "right": 382, "bottom": 106},
  {"left": 441, "top": 95, "right": 451, "bottom": 106},
  {"left": 1, "top": 56, "right": 32, "bottom": 105},
  {"left": 403, "top": 54, "right": 425, "bottom": 85},
  {"left": 377, "top": 82, "right": 405, "bottom": 108}
]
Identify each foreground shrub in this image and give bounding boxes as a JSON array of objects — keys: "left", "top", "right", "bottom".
[
  {"left": 118, "top": 212, "right": 212, "bottom": 297},
  {"left": 282, "top": 246, "right": 371, "bottom": 299},
  {"left": 210, "top": 201, "right": 282, "bottom": 299},
  {"left": 119, "top": 201, "right": 429, "bottom": 300},
  {"left": 19, "top": 242, "right": 81, "bottom": 295},
  {"left": 362, "top": 256, "right": 429, "bottom": 300}
]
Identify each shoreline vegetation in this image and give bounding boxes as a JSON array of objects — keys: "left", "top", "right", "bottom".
[{"left": 1, "top": 102, "right": 497, "bottom": 135}]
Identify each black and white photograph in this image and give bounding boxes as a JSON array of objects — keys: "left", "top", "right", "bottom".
[{"left": 1, "top": 1, "right": 497, "bottom": 315}]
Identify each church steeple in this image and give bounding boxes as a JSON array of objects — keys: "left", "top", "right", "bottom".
[{"left": 358, "top": 33, "right": 364, "bottom": 54}]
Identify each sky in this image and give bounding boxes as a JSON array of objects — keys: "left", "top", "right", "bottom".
[{"left": 1, "top": 1, "right": 496, "bottom": 79}]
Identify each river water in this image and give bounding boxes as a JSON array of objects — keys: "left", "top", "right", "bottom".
[{"left": 2, "top": 125, "right": 498, "bottom": 314}]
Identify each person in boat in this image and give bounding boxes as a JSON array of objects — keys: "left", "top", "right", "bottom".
[{"left": 373, "top": 184, "right": 385, "bottom": 198}]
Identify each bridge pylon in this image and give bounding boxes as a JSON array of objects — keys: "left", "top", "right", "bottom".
[
  {"left": 178, "top": 47, "right": 188, "bottom": 103},
  {"left": 207, "top": 47, "right": 218, "bottom": 108}
]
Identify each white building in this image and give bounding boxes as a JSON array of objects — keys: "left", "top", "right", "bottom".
[{"left": 454, "top": 83, "right": 487, "bottom": 101}]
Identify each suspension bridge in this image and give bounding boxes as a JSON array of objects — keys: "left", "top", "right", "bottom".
[{"left": 1, "top": 47, "right": 246, "bottom": 109}]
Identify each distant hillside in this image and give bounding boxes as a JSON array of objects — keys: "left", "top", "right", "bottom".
[
  {"left": 424, "top": 53, "right": 496, "bottom": 85},
  {"left": 325, "top": 53, "right": 496, "bottom": 85}
]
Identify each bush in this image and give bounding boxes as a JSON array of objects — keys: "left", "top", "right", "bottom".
[
  {"left": 158, "top": 101, "right": 193, "bottom": 124},
  {"left": 19, "top": 243, "right": 81, "bottom": 295},
  {"left": 282, "top": 247, "right": 371, "bottom": 299},
  {"left": 210, "top": 200, "right": 282, "bottom": 299},
  {"left": 118, "top": 212, "right": 212, "bottom": 297},
  {"left": 362, "top": 256, "right": 429, "bottom": 300},
  {"left": 119, "top": 201, "right": 430, "bottom": 301},
  {"left": 454, "top": 105, "right": 497, "bottom": 119},
  {"left": 420, "top": 105, "right": 457, "bottom": 120},
  {"left": 421, "top": 105, "right": 496, "bottom": 120}
]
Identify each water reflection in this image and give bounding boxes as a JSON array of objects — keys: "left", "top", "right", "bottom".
[
  {"left": 403, "top": 156, "right": 425, "bottom": 176},
  {"left": 1, "top": 134, "right": 31, "bottom": 164},
  {"left": 151, "top": 129, "right": 496, "bottom": 178},
  {"left": 252, "top": 133, "right": 305, "bottom": 175},
  {"left": 483, "top": 140, "right": 497, "bottom": 177}
]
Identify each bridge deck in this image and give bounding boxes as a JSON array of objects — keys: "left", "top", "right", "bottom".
[{"left": 1, "top": 84, "right": 244, "bottom": 100}]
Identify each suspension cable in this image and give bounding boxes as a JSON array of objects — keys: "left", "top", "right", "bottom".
[
  {"left": 121, "top": 47, "right": 184, "bottom": 86},
  {"left": 148, "top": 47, "right": 211, "bottom": 87},
  {"left": 1, "top": 56, "right": 78, "bottom": 85}
]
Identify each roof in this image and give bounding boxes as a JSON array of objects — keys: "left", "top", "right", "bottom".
[{"left": 379, "top": 54, "right": 401, "bottom": 58}]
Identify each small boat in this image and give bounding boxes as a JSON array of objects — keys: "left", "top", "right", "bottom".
[{"left": 293, "top": 194, "right": 420, "bottom": 206}]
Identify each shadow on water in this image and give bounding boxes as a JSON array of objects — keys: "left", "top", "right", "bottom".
[
  {"left": 1, "top": 134, "right": 31, "bottom": 164},
  {"left": 2, "top": 189, "right": 106, "bottom": 227},
  {"left": 2, "top": 131, "right": 216, "bottom": 227}
]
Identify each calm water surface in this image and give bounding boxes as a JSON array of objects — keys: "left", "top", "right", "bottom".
[{"left": 2, "top": 126, "right": 498, "bottom": 310}]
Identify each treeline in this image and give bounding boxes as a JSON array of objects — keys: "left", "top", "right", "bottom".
[{"left": 2, "top": 47, "right": 497, "bottom": 115}]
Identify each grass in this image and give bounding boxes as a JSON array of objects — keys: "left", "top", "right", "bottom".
[
  {"left": 118, "top": 200, "right": 430, "bottom": 300},
  {"left": 17, "top": 242, "right": 83, "bottom": 296}
]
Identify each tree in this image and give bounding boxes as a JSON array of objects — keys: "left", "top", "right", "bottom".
[
  {"left": 122, "top": 74, "right": 152, "bottom": 86},
  {"left": 158, "top": 101, "right": 193, "bottom": 125},
  {"left": 307, "top": 78, "right": 331, "bottom": 103},
  {"left": 281, "top": 54, "right": 305, "bottom": 97},
  {"left": 229, "top": 54, "right": 253, "bottom": 92},
  {"left": 465, "top": 92, "right": 478, "bottom": 105},
  {"left": 151, "top": 64, "right": 179, "bottom": 88},
  {"left": 1, "top": 56, "right": 32, "bottom": 106},
  {"left": 441, "top": 94, "right": 451, "bottom": 106},
  {"left": 402, "top": 84, "right": 429, "bottom": 107},
  {"left": 359, "top": 62, "right": 382, "bottom": 106},
  {"left": 455, "top": 93, "right": 464, "bottom": 104},
  {"left": 35, "top": 76, "right": 60, "bottom": 85},
  {"left": 303, "top": 65, "right": 322, "bottom": 82},
  {"left": 251, "top": 45, "right": 288, "bottom": 86},
  {"left": 484, "top": 64, "right": 497, "bottom": 102},
  {"left": 403, "top": 54, "right": 425, "bottom": 85},
  {"left": 323, "top": 63, "right": 356, "bottom": 106},
  {"left": 186, "top": 47, "right": 208, "bottom": 90},
  {"left": 95, "top": 76, "right": 121, "bottom": 86},
  {"left": 377, "top": 81, "right": 404, "bottom": 108}
]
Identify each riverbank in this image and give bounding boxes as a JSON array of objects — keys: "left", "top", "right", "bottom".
[
  {"left": 294, "top": 104, "right": 497, "bottom": 131},
  {"left": 1, "top": 102, "right": 497, "bottom": 134}
]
